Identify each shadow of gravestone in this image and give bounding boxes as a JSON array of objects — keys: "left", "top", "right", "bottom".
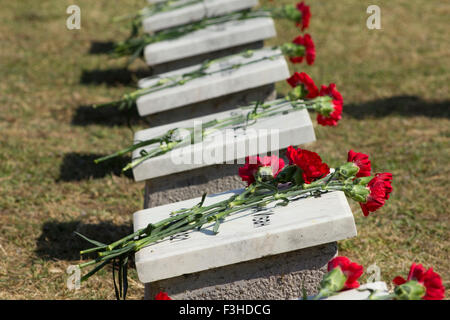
[
  {"left": 35, "top": 220, "right": 133, "bottom": 261},
  {"left": 57, "top": 152, "right": 133, "bottom": 182}
]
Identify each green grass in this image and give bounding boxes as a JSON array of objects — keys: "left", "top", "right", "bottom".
[{"left": 0, "top": 0, "right": 449, "bottom": 299}]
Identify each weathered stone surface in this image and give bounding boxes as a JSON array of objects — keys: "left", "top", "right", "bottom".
[
  {"left": 143, "top": 0, "right": 258, "bottom": 33},
  {"left": 143, "top": 17, "right": 276, "bottom": 66},
  {"left": 137, "top": 47, "right": 289, "bottom": 116},
  {"left": 133, "top": 190, "right": 357, "bottom": 287}
]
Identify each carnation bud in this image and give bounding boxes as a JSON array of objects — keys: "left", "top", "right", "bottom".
[
  {"left": 354, "top": 176, "right": 373, "bottom": 186},
  {"left": 343, "top": 184, "right": 370, "bottom": 203},
  {"left": 275, "top": 165, "right": 297, "bottom": 183},
  {"left": 310, "top": 96, "right": 334, "bottom": 116},
  {"left": 255, "top": 166, "right": 275, "bottom": 183},
  {"left": 280, "top": 42, "right": 306, "bottom": 60},
  {"left": 314, "top": 268, "right": 347, "bottom": 299},
  {"left": 394, "top": 281, "right": 426, "bottom": 300},
  {"left": 321, "top": 268, "right": 347, "bottom": 291},
  {"left": 337, "top": 162, "right": 360, "bottom": 179},
  {"left": 287, "top": 86, "right": 304, "bottom": 101},
  {"left": 282, "top": 4, "right": 302, "bottom": 21}
]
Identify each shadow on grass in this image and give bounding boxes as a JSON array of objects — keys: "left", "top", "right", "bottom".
[
  {"left": 36, "top": 220, "right": 133, "bottom": 261},
  {"left": 71, "top": 104, "right": 149, "bottom": 127},
  {"left": 88, "top": 41, "right": 116, "bottom": 54},
  {"left": 344, "top": 95, "right": 450, "bottom": 119},
  {"left": 57, "top": 153, "right": 133, "bottom": 182},
  {"left": 80, "top": 68, "right": 152, "bottom": 86}
]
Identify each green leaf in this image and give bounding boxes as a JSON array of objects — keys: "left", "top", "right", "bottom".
[
  {"left": 293, "top": 168, "right": 305, "bottom": 186},
  {"left": 213, "top": 219, "right": 221, "bottom": 234},
  {"left": 80, "top": 260, "right": 109, "bottom": 283},
  {"left": 74, "top": 232, "right": 106, "bottom": 247},
  {"left": 197, "top": 192, "right": 207, "bottom": 208}
]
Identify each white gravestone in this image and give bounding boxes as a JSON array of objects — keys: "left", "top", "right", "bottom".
[
  {"left": 143, "top": 0, "right": 258, "bottom": 33},
  {"left": 131, "top": 102, "right": 316, "bottom": 208},
  {"left": 133, "top": 190, "right": 357, "bottom": 299},
  {"left": 132, "top": 103, "right": 315, "bottom": 182},
  {"left": 137, "top": 47, "right": 289, "bottom": 118},
  {"left": 143, "top": 17, "right": 276, "bottom": 66}
]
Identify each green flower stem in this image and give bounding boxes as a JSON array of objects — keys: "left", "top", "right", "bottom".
[
  {"left": 93, "top": 137, "right": 164, "bottom": 164},
  {"left": 77, "top": 180, "right": 343, "bottom": 278},
  {"left": 117, "top": 3, "right": 302, "bottom": 43},
  {"left": 98, "top": 50, "right": 284, "bottom": 108},
  {"left": 94, "top": 97, "right": 310, "bottom": 171},
  {"left": 313, "top": 289, "right": 334, "bottom": 300},
  {"left": 113, "top": 10, "right": 272, "bottom": 62}
]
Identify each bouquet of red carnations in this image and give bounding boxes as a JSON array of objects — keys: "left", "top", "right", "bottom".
[
  {"left": 94, "top": 71, "right": 342, "bottom": 172},
  {"left": 113, "top": 1, "right": 312, "bottom": 60},
  {"left": 154, "top": 258, "right": 445, "bottom": 300},
  {"left": 77, "top": 147, "right": 393, "bottom": 299},
  {"left": 313, "top": 257, "right": 445, "bottom": 300}
]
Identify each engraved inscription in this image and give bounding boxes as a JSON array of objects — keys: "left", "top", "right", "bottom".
[
  {"left": 252, "top": 209, "right": 274, "bottom": 228},
  {"left": 170, "top": 231, "right": 190, "bottom": 242}
]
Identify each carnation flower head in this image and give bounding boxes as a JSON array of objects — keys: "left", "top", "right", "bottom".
[
  {"left": 296, "top": 1, "right": 311, "bottom": 31},
  {"left": 286, "top": 72, "right": 319, "bottom": 99},
  {"left": 327, "top": 256, "right": 364, "bottom": 290},
  {"left": 347, "top": 150, "right": 371, "bottom": 178},
  {"left": 280, "top": 1, "right": 311, "bottom": 31},
  {"left": 238, "top": 155, "right": 285, "bottom": 186},
  {"left": 393, "top": 263, "right": 445, "bottom": 300},
  {"left": 286, "top": 146, "right": 330, "bottom": 184},
  {"left": 289, "top": 34, "right": 315, "bottom": 65},
  {"left": 359, "top": 172, "right": 393, "bottom": 216},
  {"left": 155, "top": 291, "right": 172, "bottom": 300},
  {"left": 316, "top": 83, "right": 343, "bottom": 126}
]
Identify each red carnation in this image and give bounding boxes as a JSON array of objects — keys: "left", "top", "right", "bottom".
[
  {"left": 290, "top": 34, "right": 315, "bottom": 65},
  {"left": 286, "top": 146, "right": 330, "bottom": 184},
  {"left": 238, "top": 155, "right": 285, "bottom": 186},
  {"left": 359, "top": 172, "right": 393, "bottom": 216},
  {"left": 154, "top": 291, "right": 172, "bottom": 300},
  {"left": 296, "top": 2, "right": 311, "bottom": 31},
  {"left": 327, "top": 256, "right": 363, "bottom": 290},
  {"left": 317, "top": 83, "right": 343, "bottom": 126},
  {"left": 286, "top": 72, "right": 319, "bottom": 98},
  {"left": 347, "top": 150, "right": 371, "bottom": 177},
  {"left": 393, "top": 263, "right": 445, "bottom": 300}
]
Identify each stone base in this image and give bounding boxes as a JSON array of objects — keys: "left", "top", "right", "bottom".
[
  {"left": 144, "top": 146, "right": 293, "bottom": 208},
  {"left": 144, "top": 242, "right": 337, "bottom": 300},
  {"left": 151, "top": 41, "right": 264, "bottom": 75},
  {"left": 144, "top": 83, "right": 276, "bottom": 127},
  {"left": 144, "top": 163, "right": 243, "bottom": 208}
]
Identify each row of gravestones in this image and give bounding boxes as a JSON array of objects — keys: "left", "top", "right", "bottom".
[{"left": 120, "top": 0, "right": 358, "bottom": 300}]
